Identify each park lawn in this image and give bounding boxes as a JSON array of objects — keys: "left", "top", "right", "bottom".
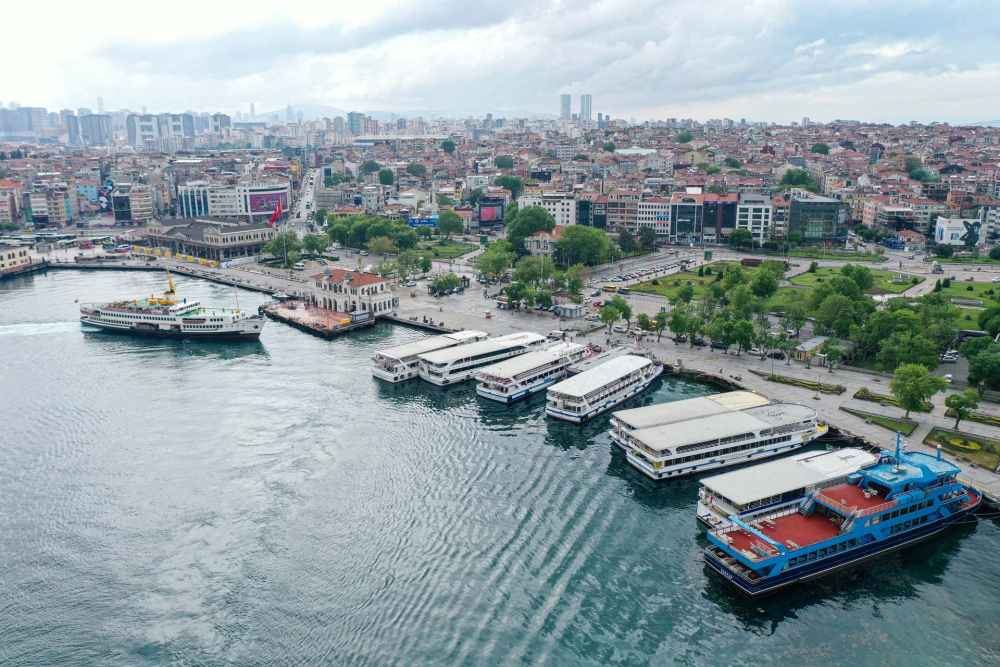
[
  {"left": 766, "top": 287, "right": 815, "bottom": 314},
  {"left": 418, "top": 241, "right": 478, "bottom": 259},
  {"left": 632, "top": 261, "right": 758, "bottom": 299},
  {"left": 935, "top": 280, "right": 1000, "bottom": 304},
  {"left": 789, "top": 266, "right": 923, "bottom": 294},
  {"left": 924, "top": 255, "right": 1000, "bottom": 266},
  {"left": 924, "top": 427, "right": 1000, "bottom": 470},
  {"left": 842, "top": 408, "right": 918, "bottom": 436}
]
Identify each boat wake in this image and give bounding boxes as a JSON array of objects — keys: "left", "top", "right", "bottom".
[{"left": 0, "top": 321, "right": 80, "bottom": 337}]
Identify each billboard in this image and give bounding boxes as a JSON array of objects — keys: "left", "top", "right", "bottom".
[
  {"left": 97, "top": 179, "right": 115, "bottom": 213},
  {"left": 480, "top": 205, "right": 502, "bottom": 222},
  {"left": 248, "top": 192, "right": 288, "bottom": 213}
]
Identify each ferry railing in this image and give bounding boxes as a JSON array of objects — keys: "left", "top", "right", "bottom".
[
  {"left": 814, "top": 492, "right": 856, "bottom": 516},
  {"left": 855, "top": 498, "right": 898, "bottom": 518},
  {"left": 703, "top": 547, "right": 763, "bottom": 583}
]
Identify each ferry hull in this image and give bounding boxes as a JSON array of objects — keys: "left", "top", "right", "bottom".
[
  {"left": 476, "top": 375, "right": 564, "bottom": 404},
  {"left": 372, "top": 367, "right": 419, "bottom": 383},
  {"left": 704, "top": 497, "right": 981, "bottom": 597},
  {"left": 545, "top": 364, "right": 663, "bottom": 424},
  {"left": 81, "top": 317, "right": 263, "bottom": 340}
]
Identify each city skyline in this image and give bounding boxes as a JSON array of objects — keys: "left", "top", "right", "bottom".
[{"left": 4, "top": 0, "right": 1000, "bottom": 125}]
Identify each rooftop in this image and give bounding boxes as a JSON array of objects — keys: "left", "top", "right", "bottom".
[{"left": 548, "top": 355, "right": 651, "bottom": 398}]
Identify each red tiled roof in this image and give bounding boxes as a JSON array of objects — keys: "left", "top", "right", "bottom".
[{"left": 310, "top": 268, "right": 388, "bottom": 286}]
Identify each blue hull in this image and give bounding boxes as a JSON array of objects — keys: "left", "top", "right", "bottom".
[{"left": 705, "top": 500, "right": 981, "bottom": 597}]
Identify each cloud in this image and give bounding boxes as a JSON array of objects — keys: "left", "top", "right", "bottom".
[{"left": 10, "top": 0, "right": 1000, "bottom": 124}]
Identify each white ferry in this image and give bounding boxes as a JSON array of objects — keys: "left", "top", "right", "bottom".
[
  {"left": 372, "top": 330, "right": 488, "bottom": 382},
  {"left": 417, "top": 332, "right": 547, "bottom": 386},
  {"left": 475, "top": 342, "right": 591, "bottom": 404},
  {"left": 695, "top": 447, "right": 878, "bottom": 530},
  {"left": 79, "top": 271, "right": 265, "bottom": 340},
  {"left": 544, "top": 355, "right": 662, "bottom": 423},
  {"left": 609, "top": 391, "right": 828, "bottom": 481}
]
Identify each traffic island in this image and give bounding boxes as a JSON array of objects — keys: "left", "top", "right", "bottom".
[
  {"left": 924, "top": 428, "right": 1000, "bottom": 472},
  {"left": 840, "top": 407, "right": 918, "bottom": 436},
  {"left": 748, "top": 369, "right": 846, "bottom": 394}
]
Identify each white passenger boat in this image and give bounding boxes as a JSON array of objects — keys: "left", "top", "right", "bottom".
[
  {"left": 695, "top": 447, "right": 878, "bottom": 529},
  {"left": 609, "top": 391, "right": 828, "bottom": 481},
  {"left": 544, "top": 355, "right": 662, "bottom": 423},
  {"left": 372, "top": 330, "right": 488, "bottom": 382},
  {"left": 417, "top": 332, "right": 546, "bottom": 386},
  {"left": 475, "top": 342, "right": 591, "bottom": 404}
]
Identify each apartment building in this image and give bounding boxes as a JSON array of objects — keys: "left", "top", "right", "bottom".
[
  {"left": 111, "top": 183, "right": 155, "bottom": 225},
  {"left": 636, "top": 197, "right": 671, "bottom": 239},
  {"left": 519, "top": 193, "right": 577, "bottom": 227},
  {"left": 606, "top": 190, "right": 640, "bottom": 237},
  {"left": 736, "top": 194, "right": 773, "bottom": 242},
  {"left": 28, "top": 186, "right": 79, "bottom": 227}
]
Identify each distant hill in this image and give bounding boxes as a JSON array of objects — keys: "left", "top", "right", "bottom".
[{"left": 966, "top": 120, "right": 1000, "bottom": 127}]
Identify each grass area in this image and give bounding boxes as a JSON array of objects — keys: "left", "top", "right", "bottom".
[
  {"left": 789, "top": 266, "right": 923, "bottom": 294},
  {"left": 750, "top": 370, "right": 846, "bottom": 394},
  {"left": 854, "top": 387, "right": 933, "bottom": 412},
  {"left": 924, "top": 255, "right": 1000, "bottom": 266},
  {"left": 841, "top": 407, "right": 918, "bottom": 435},
  {"left": 935, "top": 279, "right": 1000, "bottom": 304},
  {"left": 925, "top": 427, "right": 1000, "bottom": 470},
  {"left": 944, "top": 408, "right": 1000, "bottom": 428},
  {"left": 632, "top": 261, "right": 759, "bottom": 299},
  {"left": 418, "top": 241, "right": 478, "bottom": 259}
]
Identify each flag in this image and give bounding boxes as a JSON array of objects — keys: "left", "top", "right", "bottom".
[{"left": 269, "top": 200, "right": 283, "bottom": 227}]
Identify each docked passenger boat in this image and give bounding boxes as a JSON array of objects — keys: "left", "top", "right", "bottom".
[
  {"left": 704, "top": 436, "right": 981, "bottom": 596},
  {"left": 373, "top": 330, "right": 488, "bottom": 382},
  {"left": 79, "top": 270, "right": 265, "bottom": 339},
  {"left": 610, "top": 391, "right": 828, "bottom": 481},
  {"left": 475, "top": 342, "right": 591, "bottom": 403},
  {"left": 544, "top": 355, "right": 662, "bottom": 423},
  {"left": 696, "top": 448, "right": 878, "bottom": 529},
  {"left": 417, "top": 332, "right": 546, "bottom": 386}
]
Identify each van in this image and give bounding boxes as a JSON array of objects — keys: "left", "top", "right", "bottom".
[
  {"left": 548, "top": 330, "right": 567, "bottom": 340},
  {"left": 293, "top": 262, "right": 306, "bottom": 271}
]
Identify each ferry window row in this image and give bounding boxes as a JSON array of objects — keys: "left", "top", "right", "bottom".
[
  {"left": 676, "top": 432, "right": 755, "bottom": 455},
  {"left": 787, "top": 538, "right": 859, "bottom": 567},
  {"left": 107, "top": 314, "right": 175, "bottom": 322},
  {"left": 582, "top": 371, "right": 644, "bottom": 404},
  {"left": 486, "top": 368, "right": 563, "bottom": 393},
  {"left": 887, "top": 514, "right": 930, "bottom": 535},
  {"left": 654, "top": 435, "right": 792, "bottom": 465},
  {"left": 865, "top": 498, "right": 933, "bottom": 526}
]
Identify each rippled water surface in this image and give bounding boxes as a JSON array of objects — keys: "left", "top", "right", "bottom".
[{"left": 2, "top": 270, "right": 999, "bottom": 667}]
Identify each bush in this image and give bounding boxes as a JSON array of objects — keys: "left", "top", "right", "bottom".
[
  {"left": 808, "top": 261, "right": 818, "bottom": 273},
  {"left": 967, "top": 285, "right": 975, "bottom": 291},
  {"left": 705, "top": 267, "right": 713, "bottom": 275},
  {"left": 650, "top": 279, "right": 659, "bottom": 285},
  {"left": 943, "top": 278, "right": 952, "bottom": 288},
  {"left": 911, "top": 277, "right": 920, "bottom": 284},
  {"left": 816, "top": 277, "right": 824, "bottom": 283},
  {"left": 673, "top": 280, "right": 681, "bottom": 286},
  {"left": 698, "top": 266, "right": 705, "bottom": 277}
]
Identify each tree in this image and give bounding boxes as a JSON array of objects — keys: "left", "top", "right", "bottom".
[
  {"left": 978, "top": 305, "right": 1000, "bottom": 337},
  {"left": 507, "top": 206, "right": 555, "bottom": 243},
  {"left": 436, "top": 210, "right": 465, "bottom": 237},
  {"left": 653, "top": 311, "right": 668, "bottom": 342},
  {"left": 536, "top": 289, "right": 553, "bottom": 309},
  {"left": 418, "top": 253, "right": 433, "bottom": 274},
  {"left": 406, "top": 163, "right": 427, "bottom": 177},
  {"left": 723, "top": 157, "right": 741, "bottom": 168},
  {"left": 637, "top": 313, "right": 652, "bottom": 333},
  {"left": 723, "top": 265, "right": 749, "bottom": 291},
  {"left": 378, "top": 168, "right": 395, "bottom": 186},
  {"left": 468, "top": 188, "right": 483, "bottom": 207},
  {"left": 676, "top": 284, "right": 695, "bottom": 304},
  {"left": 441, "top": 139, "right": 456, "bottom": 154},
  {"left": 729, "top": 228, "right": 753, "bottom": 250},
  {"left": 369, "top": 236, "right": 398, "bottom": 257},
  {"left": 706, "top": 184, "right": 729, "bottom": 194},
  {"left": 437, "top": 194, "right": 457, "bottom": 206},
  {"left": 932, "top": 244, "right": 954, "bottom": 258},
  {"left": 618, "top": 233, "right": 639, "bottom": 254},
  {"left": 366, "top": 219, "right": 394, "bottom": 241},
  {"left": 431, "top": 273, "right": 462, "bottom": 293},
  {"left": 695, "top": 161, "right": 712, "bottom": 171},
  {"left": 376, "top": 260, "right": 396, "bottom": 278},
  {"left": 989, "top": 246, "right": 1000, "bottom": 261},
  {"left": 904, "top": 157, "right": 921, "bottom": 173},
  {"left": 494, "top": 155, "right": 514, "bottom": 169},
  {"left": 945, "top": 390, "right": 980, "bottom": 429},
  {"left": 705, "top": 166, "right": 721, "bottom": 174},
  {"left": 313, "top": 208, "right": 327, "bottom": 224},
  {"left": 572, "top": 154, "right": 588, "bottom": 161},
  {"left": 730, "top": 319, "right": 755, "bottom": 355},
  {"left": 263, "top": 231, "right": 302, "bottom": 267},
  {"left": 599, "top": 305, "right": 620, "bottom": 332},
  {"left": 396, "top": 250, "right": 420, "bottom": 280},
  {"left": 495, "top": 174, "right": 523, "bottom": 199},
  {"left": 889, "top": 364, "right": 947, "bottom": 418},
  {"left": 566, "top": 265, "right": 586, "bottom": 293},
  {"left": 820, "top": 338, "right": 843, "bottom": 372},
  {"left": 968, "top": 348, "right": 1000, "bottom": 390},
  {"left": 302, "top": 233, "right": 329, "bottom": 258},
  {"left": 676, "top": 131, "right": 693, "bottom": 143},
  {"left": 810, "top": 143, "right": 830, "bottom": 155},
  {"left": 602, "top": 141, "right": 616, "bottom": 153},
  {"left": 638, "top": 226, "right": 657, "bottom": 251},
  {"left": 776, "top": 169, "right": 818, "bottom": 193},
  {"left": 474, "top": 246, "right": 515, "bottom": 280},
  {"left": 394, "top": 226, "right": 419, "bottom": 251},
  {"left": 514, "top": 255, "right": 554, "bottom": 284},
  {"left": 749, "top": 268, "right": 779, "bottom": 300},
  {"left": 360, "top": 160, "right": 380, "bottom": 174},
  {"left": 610, "top": 296, "right": 632, "bottom": 328}
]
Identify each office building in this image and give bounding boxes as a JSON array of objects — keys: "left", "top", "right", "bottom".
[
  {"left": 79, "top": 114, "right": 112, "bottom": 145},
  {"left": 519, "top": 193, "right": 578, "bottom": 227},
  {"left": 580, "top": 94, "right": 592, "bottom": 122},
  {"left": 788, "top": 191, "right": 848, "bottom": 242},
  {"left": 560, "top": 94, "right": 571, "bottom": 120}
]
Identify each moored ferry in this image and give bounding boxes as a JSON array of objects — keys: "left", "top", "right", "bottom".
[
  {"left": 79, "top": 271, "right": 265, "bottom": 339},
  {"left": 704, "top": 437, "right": 981, "bottom": 596},
  {"left": 417, "top": 332, "right": 546, "bottom": 386},
  {"left": 373, "top": 330, "right": 488, "bottom": 382},
  {"left": 696, "top": 447, "right": 878, "bottom": 530},
  {"left": 610, "top": 392, "right": 827, "bottom": 481},
  {"left": 475, "top": 342, "right": 591, "bottom": 404},
  {"left": 545, "top": 355, "right": 662, "bottom": 423}
]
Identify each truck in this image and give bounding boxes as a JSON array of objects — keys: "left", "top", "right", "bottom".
[{"left": 932, "top": 261, "right": 943, "bottom": 274}]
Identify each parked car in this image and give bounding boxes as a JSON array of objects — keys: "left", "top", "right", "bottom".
[
  {"left": 673, "top": 335, "right": 688, "bottom": 343},
  {"left": 769, "top": 351, "right": 786, "bottom": 360},
  {"left": 613, "top": 325, "right": 628, "bottom": 333},
  {"left": 585, "top": 314, "right": 600, "bottom": 322},
  {"left": 711, "top": 342, "right": 727, "bottom": 350},
  {"left": 993, "top": 277, "right": 1000, "bottom": 284},
  {"left": 965, "top": 276, "right": 975, "bottom": 282},
  {"left": 631, "top": 328, "right": 644, "bottom": 336},
  {"left": 940, "top": 354, "right": 958, "bottom": 363},
  {"left": 748, "top": 347, "right": 763, "bottom": 356},
  {"left": 405, "top": 280, "right": 417, "bottom": 287},
  {"left": 590, "top": 290, "right": 602, "bottom": 296},
  {"left": 691, "top": 338, "right": 707, "bottom": 347},
  {"left": 906, "top": 255, "right": 915, "bottom": 260},
  {"left": 944, "top": 374, "right": 954, "bottom": 383}
]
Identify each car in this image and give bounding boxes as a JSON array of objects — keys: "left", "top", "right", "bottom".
[
  {"left": 944, "top": 374, "right": 954, "bottom": 383},
  {"left": 711, "top": 342, "right": 727, "bottom": 350},
  {"left": 786, "top": 329, "right": 799, "bottom": 338},
  {"left": 613, "top": 325, "right": 628, "bottom": 333},
  {"left": 691, "top": 338, "right": 707, "bottom": 347},
  {"left": 940, "top": 355, "right": 958, "bottom": 363},
  {"left": 631, "top": 328, "right": 644, "bottom": 336},
  {"left": 593, "top": 301, "right": 604, "bottom": 308},
  {"left": 965, "top": 276, "right": 975, "bottom": 282},
  {"left": 673, "top": 335, "right": 688, "bottom": 343},
  {"left": 584, "top": 297, "right": 592, "bottom": 303},
  {"left": 405, "top": 280, "right": 417, "bottom": 287},
  {"left": 907, "top": 255, "right": 915, "bottom": 260},
  {"left": 585, "top": 314, "right": 600, "bottom": 322},
  {"left": 993, "top": 277, "right": 1000, "bottom": 284},
  {"left": 360, "top": 250, "right": 369, "bottom": 256},
  {"left": 748, "top": 347, "right": 763, "bottom": 356},
  {"left": 590, "top": 290, "right": 602, "bottom": 297}
]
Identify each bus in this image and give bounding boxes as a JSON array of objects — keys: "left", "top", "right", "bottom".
[
  {"left": 603, "top": 285, "right": 618, "bottom": 293},
  {"left": 617, "top": 287, "right": 631, "bottom": 294}
]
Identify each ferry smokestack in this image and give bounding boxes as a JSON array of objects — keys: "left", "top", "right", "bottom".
[{"left": 937, "top": 444, "right": 942, "bottom": 461}]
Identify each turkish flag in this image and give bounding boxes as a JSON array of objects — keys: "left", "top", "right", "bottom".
[{"left": 269, "top": 200, "right": 283, "bottom": 227}]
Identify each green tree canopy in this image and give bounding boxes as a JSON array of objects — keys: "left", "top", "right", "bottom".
[
  {"left": 514, "top": 255, "right": 555, "bottom": 284},
  {"left": 468, "top": 188, "right": 483, "bottom": 207},
  {"left": 495, "top": 174, "right": 524, "bottom": 199},
  {"left": 436, "top": 210, "right": 465, "bottom": 237},
  {"left": 776, "top": 168, "right": 819, "bottom": 193},
  {"left": 638, "top": 226, "right": 657, "bottom": 252},
  {"left": 729, "top": 228, "right": 753, "bottom": 249},
  {"left": 494, "top": 155, "right": 514, "bottom": 169},
  {"left": 360, "top": 160, "right": 380, "bottom": 174},
  {"left": 610, "top": 296, "right": 632, "bottom": 327},
  {"left": 889, "top": 363, "right": 946, "bottom": 418},
  {"left": 599, "top": 305, "right": 620, "bottom": 332},
  {"left": 378, "top": 168, "right": 395, "bottom": 185},
  {"left": 810, "top": 143, "right": 830, "bottom": 154},
  {"left": 441, "top": 139, "right": 456, "bottom": 153},
  {"left": 507, "top": 206, "right": 555, "bottom": 244},
  {"left": 676, "top": 131, "right": 693, "bottom": 143},
  {"left": 369, "top": 236, "right": 398, "bottom": 256},
  {"left": 406, "top": 163, "right": 427, "bottom": 177},
  {"left": 944, "top": 390, "right": 980, "bottom": 429},
  {"left": 602, "top": 141, "right": 616, "bottom": 152},
  {"left": 723, "top": 157, "right": 741, "bottom": 168},
  {"left": 555, "top": 225, "right": 614, "bottom": 266},
  {"left": 302, "top": 233, "right": 329, "bottom": 258}
]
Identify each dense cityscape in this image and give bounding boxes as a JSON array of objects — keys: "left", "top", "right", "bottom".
[{"left": 3, "top": 2, "right": 1000, "bottom": 665}]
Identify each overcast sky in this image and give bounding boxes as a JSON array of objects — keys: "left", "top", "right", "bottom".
[{"left": 7, "top": 0, "right": 1000, "bottom": 124}]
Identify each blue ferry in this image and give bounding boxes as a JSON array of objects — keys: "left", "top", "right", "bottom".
[{"left": 704, "top": 436, "right": 981, "bottom": 596}]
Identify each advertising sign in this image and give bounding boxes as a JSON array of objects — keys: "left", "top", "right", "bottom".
[
  {"left": 480, "top": 206, "right": 502, "bottom": 222},
  {"left": 248, "top": 192, "right": 288, "bottom": 213}
]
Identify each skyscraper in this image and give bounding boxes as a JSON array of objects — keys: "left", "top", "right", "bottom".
[
  {"left": 580, "top": 94, "right": 592, "bottom": 122},
  {"left": 559, "top": 94, "right": 571, "bottom": 120},
  {"left": 286, "top": 104, "right": 293, "bottom": 122},
  {"left": 97, "top": 96, "right": 104, "bottom": 113},
  {"left": 250, "top": 103, "right": 256, "bottom": 120}
]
